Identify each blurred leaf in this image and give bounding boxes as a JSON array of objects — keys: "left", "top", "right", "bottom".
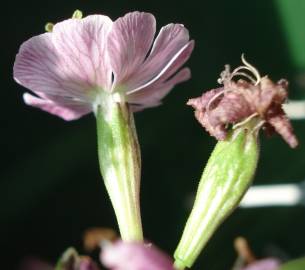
[
  {"left": 276, "top": 0, "right": 305, "bottom": 70},
  {"left": 279, "top": 257, "right": 305, "bottom": 270}
]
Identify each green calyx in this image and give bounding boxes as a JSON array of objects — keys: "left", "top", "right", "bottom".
[
  {"left": 174, "top": 127, "right": 259, "bottom": 269},
  {"left": 96, "top": 92, "right": 143, "bottom": 242}
]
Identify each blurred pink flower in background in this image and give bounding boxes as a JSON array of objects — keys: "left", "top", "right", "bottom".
[
  {"left": 100, "top": 241, "right": 174, "bottom": 270},
  {"left": 19, "top": 257, "right": 53, "bottom": 270},
  {"left": 241, "top": 258, "right": 281, "bottom": 270}
]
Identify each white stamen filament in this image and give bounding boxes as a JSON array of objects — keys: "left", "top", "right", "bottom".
[
  {"left": 240, "top": 53, "right": 261, "bottom": 85},
  {"left": 218, "top": 54, "right": 262, "bottom": 86},
  {"left": 211, "top": 55, "right": 265, "bottom": 133},
  {"left": 232, "top": 113, "right": 259, "bottom": 130},
  {"left": 251, "top": 120, "right": 266, "bottom": 135},
  {"left": 231, "top": 66, "right": 258, "bottom": 83},
  {"left": 206, "top": 90, "right": 226, "bottom": 113},
  {"left": 230, "top": 71, "right": 257, "bottom": 84}
]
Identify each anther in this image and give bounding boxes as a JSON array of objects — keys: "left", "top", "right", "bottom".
[
  {"left": 45, "top": 22, "right": 54, "bottom": 32},
  {"left": 72, "top": 9, "right": 83, "bottom": 19}
]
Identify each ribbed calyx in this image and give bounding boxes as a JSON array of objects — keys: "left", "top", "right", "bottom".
[
  {"left": 96, "top": 91, "right": 143, "bottom": 241},
  {"left": 174, "top": 126, "right": 259, "bottom": 269}
]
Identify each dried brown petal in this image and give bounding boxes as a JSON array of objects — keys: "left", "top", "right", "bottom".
[{"left": 266, "top": 106, "right": 298, "bottom": 148}]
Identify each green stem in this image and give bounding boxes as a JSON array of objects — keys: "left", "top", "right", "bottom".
[
  {"left": 174, "top": 128, "right": 259, "bottom": 268},
  {"left": 174, "top": 258, "right": 186, "bottom": 270},
  {"left": 96, "top": 93, "right": 143, "bottom": 241}
]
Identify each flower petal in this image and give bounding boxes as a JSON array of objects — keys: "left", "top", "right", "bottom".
[
  {"left": 127, "top": 40, "right": 194, "bottom": 97},
  {"left": 23, "top": 93, "right": 91, "bottom": 121},
  {"left": 109, "top": 21, "right": 193, "bottom": 93},
  {"left": 14, "top": 15, "right": 113, "bottom": 101},
  {"left": 130, "top": 101, "right": 161, "bottom": 112},
  {"left": 128, "top": 24, "right": 193, "bottom": 90},
  {"left": 100, "top": 241, "right": 174, "bottom": 270},
  {"left": 107, "top": 12, "right": 156, "bottom": 89},
  {"left": 266, "top": 106, "right": 298, "bottom": 148},
  {"left": 128, "top": 68, "right": 191, "bottom": 108},
  {"left": 52, "top": 15, "right": 113, "bottom": 91}
]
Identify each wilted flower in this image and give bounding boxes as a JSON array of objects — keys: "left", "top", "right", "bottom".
[
  {"left": 174, "top": 56, "right": 298, "bottom": 270},
  {"left": 100, "top": 241, "right": 174, "bottom": 270},
  {"left": 187, "top": 55, "right": 298, "bottom": 147},
  {"left": 14, "top": 11, "right": 194, "bottom": 120}
]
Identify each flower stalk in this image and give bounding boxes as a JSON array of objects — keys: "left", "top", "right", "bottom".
[
  {"left": 96, "top": 92, "right": 143, "bottom": 242},
  {"left": 174, "top": 124, "right": 259, "bottom": 269}
]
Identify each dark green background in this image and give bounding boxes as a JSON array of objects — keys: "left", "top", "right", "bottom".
[{"left": 2, "top": 0, "right": 305, "bottom": 269}]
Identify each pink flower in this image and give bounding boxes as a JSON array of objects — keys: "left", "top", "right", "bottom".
[
  {"left": 13, "top": 11, "right": 194, "bottom": 120},
  {"left": 241, "top": 258, "right": 281, "bottom": 270},
  {"left": 100, "top": 241, "right": 174, "bottom": 270}
]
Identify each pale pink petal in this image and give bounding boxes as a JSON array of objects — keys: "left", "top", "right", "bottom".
[
  {"left": 107, "top": 12, "right": 156, "bottom": 90},
  {"left": 14, "top": 15, "right": 113, "bottom": 102},
  {"left": 100, "top": 241, "right": 174, "bottom": 270},
  {"left": 52, "top": 15, "right": 113, "bottom": 91},
  {"left": 130, "top": 100, "right": 161, "bottom": 112},
  {"left": 128, "top": 68, "right": 191, "bottom": 108},
  {"left": 23, "top": 93, "right": 91, "bottom": 120},
  {"left": 127, "top": 24, "right": 193, "bottom": 90},
  {"left": 109, "top": 20, "right": 193, "bottom": 93},
  {"left": 128, "top": 41, "right": 194, "bottom": 96},
  {"left": 127, "top": 38, "right": 193, "bottom": 92}
]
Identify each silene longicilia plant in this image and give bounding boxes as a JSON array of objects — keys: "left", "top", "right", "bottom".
[{"left": 13, "top": 9, "right": 299, "bottom": 270}]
